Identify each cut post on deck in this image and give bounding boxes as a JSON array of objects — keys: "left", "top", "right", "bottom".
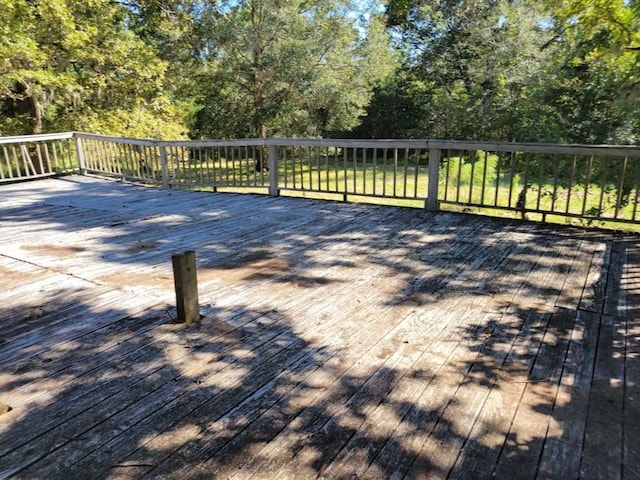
[{"left": 172, "top": 250, "right": 200, "bottom": 324}]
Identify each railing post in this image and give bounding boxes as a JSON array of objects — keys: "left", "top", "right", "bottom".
[
  {"left": 268, "top": 141, "right": 279, "bottom": 197},
  {"left": 426, "top": 146, "right": 440, "bottom": 212},
  {"left": 159, "top": 144, "right": 169, "bottom": 188},
  {"left": 74, "top": 134, "right": 86, "bottom": 175}
]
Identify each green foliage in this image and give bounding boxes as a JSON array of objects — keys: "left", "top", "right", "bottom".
[
  {"left": 189, "top": 0, "right": 396, "bottom": 139},
  {"left": 361, "top": 0, "right": 639, "bottom": 144},
  {"left": 533, "top": 0, "right": 640, "bottom": 144},
  {"left": 0, "top": 0, "right": 187, "bottom": 138},
  {"left": 361, "top": 1, "right": 555, "bottom": 141}
]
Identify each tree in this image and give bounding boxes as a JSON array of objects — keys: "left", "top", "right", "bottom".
[
  {"left": 369, "top": 0, "right": 554, "bottom": 141},
  {"left": 535, "top": 0, "right": 640, "bottom": 143},
  {"left": 190, "top": 0, "right": 396, "bottom": 139},
  {"left": 0, "top": 0, "right": 187, "bottom": 138},
  {"left": 360, "top": 0, "right": 639, "bottom": 144}
]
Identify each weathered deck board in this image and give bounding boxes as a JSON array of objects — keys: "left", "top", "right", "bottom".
[
  {"left": 0, "top": 176, "right": 638, "bottom": 480},
  {"left": 580, "top": 312, "right": 626, "bottom": 480},
  {"left": 491, "top": 308, "right": 573, "bottom": 479},
  {"left": 623, "top": 242, "right": 640, "bottom": 480},
  {"left": 536, "top": 310, "right": 599, "bottom": 480}
]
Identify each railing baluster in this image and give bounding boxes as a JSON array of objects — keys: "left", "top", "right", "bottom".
[
  {"left": 51, "top": 141, "right": 59, "bottom": 172},
  {"left": 10, "top": 146, "right": 19, "bottom": 177},
  {"left": 35, "top": 143, "right": 45, "bottom": 173},
  {"left": 222, "top": 145, "right": 228, "bottom": 185},
  {"left": 334, "top": 147, "right": 339, "bottom": 193},
  {"left": 43, "top": 142, "right": 53, "bottom": 173},
  {"left": 455, "top": 149, "right": 463, "bottom": 204},
  {"left": 507, "top": 151, "right": 516, "bottom": 209},
  {"left": 343, "top": 146, "right": 348, "bottom": 197},
  {"left": 93, "top": 141, "right": 108, "bottom": 173},
  {"left": 205, "top": 146, "right": 211, "bottom": 185},
  {"left": 105, "top": 141, "right": 113, "bottom": 174},
  {"left": 403, "top": 148, "right": 409, "bottom": 198},
  {"left": 158, "top": 145, "right": 167, "bottom": 187},
  {"left": 315, "top": 146, "right": 320, "bottom": 191},
  {"left": 566, "top": 154, "right": 577, "bottom": 214},
  {"left": 217, "top": 146, "right": 223, "bottom": 186},
  {"left": 122, "top": 142, "right": 131, "bottom": 178},
  {"left": 281, "top": 146, "right": 288, "bottom": 189},
  {"left": 245, "top": 145, "right": 251, "bottom": 187},
  {"left": 93, "top": 140, "right": 102, "bottom": 172},
  {"left": 614, "top": 157, "right": 628, "bottom": 220},
  {"left": 550, "top": 155, "right": 560, "bottom": 213},
  {"left": 581, "top": 155, "right": 593, "bottom": 217},
  {"left": 393, "top": 148, "right": 398, "bottom": 197},
  {"left": 596, "top": 156, "right": 608, "bottom": 217},
  {"left": 632, "top": 174, "right": 639, "bottom": 221},
  {"left": 1, "top": 146, "right": 9, "bottom": 179},
  {"left": 305, "top": 146, "right": 311, "bottom": 190},
  {"left": 101, "top": 140, "right": 109, "bottom": 173},
  {"left": 105, "top": 140, "right": 113, "bottom": 173},
  {"left": 536, "top": 155, "right": 544, "bottom": 213},
  {"left": 156, "top": 145, "right": 163, "bottom": 181},
  {"left": 480, "top": 151, "right": 488, "bottom": 206},
  {"left": 413, "top": 149, "right": 420, "bottom": 199},
  {"left": 444, "top": 149, "right": 451, "bottom": 203},
  {"left": 382, "top": 148, "right": 387, "bottom": 197},
  {"left": 468, "top": 150, "right": 476, "bottom": 205},
  {"left": 114, "top": 141, "right": 122, "bottom": 175},
  {"left": 324, "top": 147, "right": 330, "bottom": 193},
  {"left": 291, "top": 146, "right": 297, "bottom": 190},
  {"left": 352, "top": 147, "right": 357, "bottom": 194},
  {"left": 359, "top": 147, "right": 364, "bottom": 195},
  {"left": 144, "top": 144, "right": 152, "bottom": 179},
  {"left": 75, "top": 136, "right": 86, "bottom": 174},
  {"left": 493, "top": 151, "right": 502, "bottom": 207}
]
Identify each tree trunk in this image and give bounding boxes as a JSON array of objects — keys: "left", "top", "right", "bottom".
[
  {"left": 30, "top": 93, "right": 50, "bottom": 174},
  {"left": 31, "top": 93, "right": 43, "bottom": 135}
]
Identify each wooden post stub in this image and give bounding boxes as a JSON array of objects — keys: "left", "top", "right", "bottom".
[{"left": 172, "top": 250, "right": 199, "bottom": 324}]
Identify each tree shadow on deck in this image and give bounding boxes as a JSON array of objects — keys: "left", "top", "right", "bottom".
[
  {"left": 0, "top": 176, "right": 619, "bottom": 304},
  {"left": 0, "top": 296, "right": 459, "bottom": 479},
  {"left": 1, "top": 177, "right": 639, "bottom": 478},
  {"left": 0, "top": 261, "right": 636, "bottom": 479}
]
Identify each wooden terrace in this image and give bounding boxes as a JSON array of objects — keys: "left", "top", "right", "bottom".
[{"left": 1, "top": 176, "right": 639, "bottom": 479}]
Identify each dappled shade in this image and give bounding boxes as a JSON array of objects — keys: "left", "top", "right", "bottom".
[{"left": 0, "top": 177, "right": 639, "bottom": 479}]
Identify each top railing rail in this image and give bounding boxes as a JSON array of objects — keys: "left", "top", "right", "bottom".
[
  {"left": 428, "top": 139, "right": 640, "bottom": 157},
  {"left": 73, "top": 132, "right": 640, "bottom": 155},
  {"left": 0, "top": 132, "right": 74, "bottom": 145}
]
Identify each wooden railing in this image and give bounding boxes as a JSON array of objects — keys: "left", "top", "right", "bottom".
[
  {"left": 431, "top": 140, "right": 640, "bottom": 226},
  {"left": 2, "top": 132, "right": 639, "bottom": 227},
  {"left": 0, "top": 132, "right": 78, "bottom": 182}
]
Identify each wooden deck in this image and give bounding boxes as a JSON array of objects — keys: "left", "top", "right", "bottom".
[{"left": 0, "top": 176, "right": 638, "bottom": 480}]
